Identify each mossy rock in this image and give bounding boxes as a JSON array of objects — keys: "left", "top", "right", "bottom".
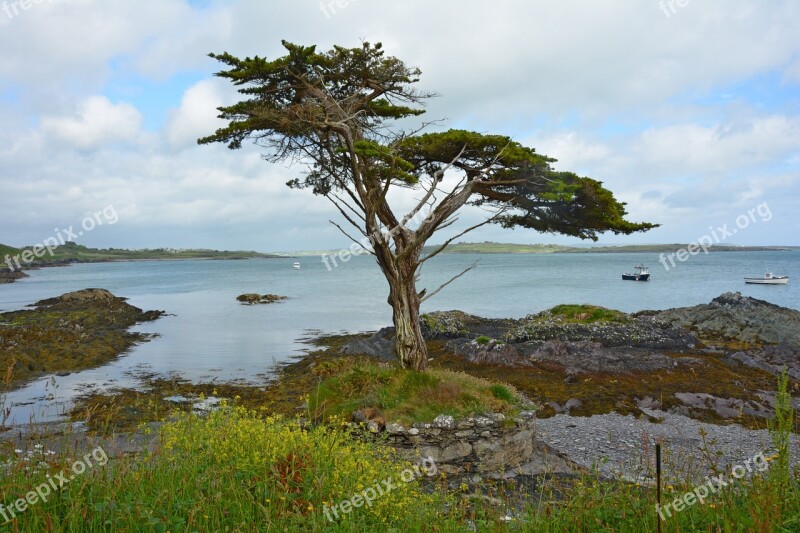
[{"left": 236, "top": 293, "right": 287, "bottom": 304}]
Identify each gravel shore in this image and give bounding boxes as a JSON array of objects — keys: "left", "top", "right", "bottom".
[{"left": 535, "top": 410, "right": 799, "bottom": 484}]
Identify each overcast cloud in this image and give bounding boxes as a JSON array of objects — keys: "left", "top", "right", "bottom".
[{"left": 1, "top": 0, "right": 798, "bottom": 251}]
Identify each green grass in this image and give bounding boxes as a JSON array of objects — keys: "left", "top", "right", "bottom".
[
  {"left": 309, "top": 360, "right": 524, "bottom": 425},
  {"left": 0, "top": 406, "right": 471, "bottom": 531},
  {"left": 548, "top": 304, "right": 629, "bottom": 323},
  {"left": 1, "top": 376, "right": 797, "bottom": 531},
  {"left": 422, "top": 242, "right": 565, "bottom": 254},
  {"left": 0, "top": 244, "right": 20, "bottom": 259},
  {"left": 7, "top": 241, "right": 276, "bottom": 264}
]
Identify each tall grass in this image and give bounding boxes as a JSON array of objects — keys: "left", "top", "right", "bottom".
[
  {"left": 1, "top": 375, "right": 796, "bottom": 531},
  {"left": 1, "top": 406, "right": 469, "bottom": 531}
]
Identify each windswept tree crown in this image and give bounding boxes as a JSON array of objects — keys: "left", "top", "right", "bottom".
[{"left": 198, "top": 40, "right": 657, "bottom": 241}]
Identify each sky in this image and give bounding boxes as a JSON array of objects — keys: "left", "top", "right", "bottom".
[{"left": 0, "top": 0, "right": 798, "bottom": 253}]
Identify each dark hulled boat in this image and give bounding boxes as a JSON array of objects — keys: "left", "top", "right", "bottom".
[{"left": 622, "top": 263, "right": 650, "bottom": 282}]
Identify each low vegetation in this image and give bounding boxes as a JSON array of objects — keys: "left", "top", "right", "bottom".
[
  {"left": 2, "top": 375, "right": 797, "bottom": 530},
  {"left": 1, "top": 241, "right": 275, "bottom": 267},
  {"left": 547, "top": 304, "right": 629, "bottom": 323},
  {"left": 1, "top": 406, "right": 464, "bottom": 531},
  {"left": 309, "top": 359, "right": 525, "bottom": 425}
]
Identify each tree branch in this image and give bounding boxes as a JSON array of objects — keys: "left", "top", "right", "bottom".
[
  {"left": 420, "top": 260, "right": 479, "bottom": 303},
  {"left": 328, "top": 220, "right": 374, "bottom": 254},
  {"left": 419, "top": 210, "right": 505, "bottom": 265}
]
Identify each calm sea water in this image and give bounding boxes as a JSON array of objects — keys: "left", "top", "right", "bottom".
[{"left": 1, "top": 251, "right": 798, "bottom": 425}]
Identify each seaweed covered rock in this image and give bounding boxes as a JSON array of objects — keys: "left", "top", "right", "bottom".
[
  {"left": 236, "top": 293, "right": 287, "bottom": 304},
  {"left": 653, "top": 291, "right": 800, "bottom": 348},
  {"left": 506, "top": 310, "right": 696, "bottom": 350},
  {"left": 0, "top": 289, "right": 165, "bottom": 390},
  {"left": 0, "top": 269, "right": 27, "bottom": 284}
]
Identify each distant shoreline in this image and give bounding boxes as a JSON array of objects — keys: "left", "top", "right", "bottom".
[{"left": 286, "top": 242, "right": 799, "bottom": 256}]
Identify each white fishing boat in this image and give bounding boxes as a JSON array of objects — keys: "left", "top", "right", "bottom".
[
  {"left": 744, "top": 272, "right": 788, "bottom": 285},
  {"left": 293, "top": 262, "right": 301, "bottom": 270}
]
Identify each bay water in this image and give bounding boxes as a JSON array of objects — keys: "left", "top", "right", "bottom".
[{"left": 1, "top": 250, "right": 797, "bottom": 425}]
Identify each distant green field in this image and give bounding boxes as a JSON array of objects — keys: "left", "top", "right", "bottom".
[
  {"left": 420, "top": 242, "right": 797, "bottom": 255},
  {"left": 1, "top": 242, "right": 276, "bottom": 266},
  {"left": 422, "top": 242, "right": 566, "bottom": 254},
  {"left": 0, "top": 243, "right": 21, "bottom": 257}
]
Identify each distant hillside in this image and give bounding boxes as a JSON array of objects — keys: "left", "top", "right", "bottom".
[
  {"left": 1, "top": 242, "right": 277, "bottom": 266},
  {"left": 0, "top": 243, "right": 21, "bottom": 257},
  {"left": 557, "top": 243, "right": 796, "bottom": 254},
  {"left": 420, "top": 242, "right": 797, "bottom": 255},
  {"left": 422, "top": 242, "right": 566, "bottom": 254}
]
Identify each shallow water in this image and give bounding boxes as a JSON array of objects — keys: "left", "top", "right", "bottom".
[{"left": 1, "top": 250, "right": 797, "bottom": 425}]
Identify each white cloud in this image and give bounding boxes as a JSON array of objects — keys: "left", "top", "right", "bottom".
[
  {"left": 1, "top": 0, "right": 799, "bottom": 250},
  {"left": 166, "top": 79, "right": 228, "bottom": 150},
  {"left": 41, "top": 96, "right": 142, "bottom": 150}
]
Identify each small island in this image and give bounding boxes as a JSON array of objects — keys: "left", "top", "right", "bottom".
[{"left": 236, "top": 293, "right": 287, "bottom": 304}]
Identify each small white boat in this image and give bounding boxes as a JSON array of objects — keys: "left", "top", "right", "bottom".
[
  {"left": 744, "top": 272, "right": 788, "bottom": 285},
  {"left": 293, "top": 262, "right": 301, "bottom": 270}
]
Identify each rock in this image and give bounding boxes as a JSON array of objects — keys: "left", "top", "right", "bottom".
[
  {"left": 35, "top": 288, "right": 120, "bottom": 306},
  {"left": 236, "top": 293, "right": 287, "bottom": 305},
  {"left": 727, "top": 346, "right": 800, "bottom": 381},
  {"left": 341, "top": 327, "right": 396, "bottom": 360},
  {"left": 446, "top": 338, "right": 523, "bottom": 366},
  {"left": 0, "top": 269, "right": 28, "bottom": 284},
  {"left": 408, "top": 427, "right": 420, "bottom": 436},
  {"left": 433, "top": 414, "right": 456, "bottom": 430},
  {"left": 654, "top": 292, "right": 800, "bottom": 349},
  {"left": 439, "top": 441, "right": 472, "bottom": 461},
  {"left": 353, "top": 407, "right": 385, "bottom": 429},
  {"left": 385, "top": 422, "right": 406, "bottom": 435},
  {"left": 522, "top": 339, "right": 699, "bottom": 374}
]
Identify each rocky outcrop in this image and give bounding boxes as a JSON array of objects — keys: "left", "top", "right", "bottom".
[
  {"left": 507, "top": 312, "right": 696, "bottom": 349},
  {"left": 0, "top": 269, "right": 27, "bottom": 284},
  {"left": 420, "top": 311, "right": 515, "bottom": 340},
  {"left": 236, "top": 293, "right": 287, "bottom": 304},
  {"left": 1, "top": 289, "right": 165, "bottom": 390},
  {"left": 341, "top": 327, "right": 396, "bottom": 361},
  {"left": 36, "top": 288, "right": 122, "bottom": 306},
  {"left": 446, "top": 338, "right": 522, "bottom": 366},
  {"left": 652, "top": 291, "right": 800, "bottom": 349}
]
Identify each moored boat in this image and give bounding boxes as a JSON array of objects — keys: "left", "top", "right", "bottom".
[
  {"left": 744, "top": 272, "right": 788, "bottom": 285},
  {"left": 622, "top": 263, "right": 650, "bottom": 282}
]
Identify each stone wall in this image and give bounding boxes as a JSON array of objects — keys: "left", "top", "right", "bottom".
[{"left": 379, "top": 411, "right": 557, "bottom": 477}]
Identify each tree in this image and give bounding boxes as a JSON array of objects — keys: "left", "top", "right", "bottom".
[{"left": 198, "top": 41, "right": 658, "bottom": 371}]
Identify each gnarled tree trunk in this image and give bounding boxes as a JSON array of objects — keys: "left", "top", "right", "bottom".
[{"left": 389, "top": 262, "right": 427, "bottom": 371}]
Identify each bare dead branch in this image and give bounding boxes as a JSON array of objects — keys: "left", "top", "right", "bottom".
[
  {"left": 328, "top": 219, "right": 374, "bottom": 254},
  {"left": 402, "top": 143, "right": 467, "bottom": 227},
  {"left": 419, "top": 210, "right": 506, "bottom": 265},
  {"left": 420, "top": 260, "right": 479, "bottom": 303}
]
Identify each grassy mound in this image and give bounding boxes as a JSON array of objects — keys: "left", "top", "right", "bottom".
[
  {"left": 309, "top": 359, "right": 524, "bottom": 425},
  {"left": 547, "top": 304, "right": 629, "bottom": 323}
]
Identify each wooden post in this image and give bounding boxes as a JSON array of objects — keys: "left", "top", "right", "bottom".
[{"left": 656, "top": 441, "right": 662, "bottom": 533}]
